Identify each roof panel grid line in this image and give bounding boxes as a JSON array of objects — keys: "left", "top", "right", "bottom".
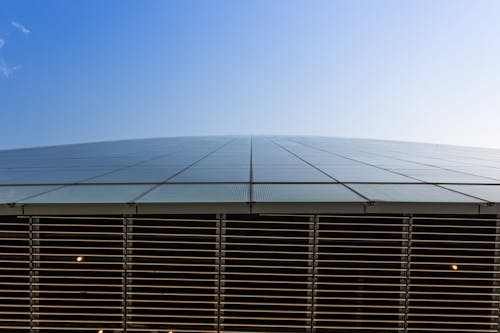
[
  {"left": 268, "top": 139, "right": 371, "bottom": 202},
  {"left": 3, "top": 135, "right": 500, "bottom": 211},
  {"left": 0, "top": 137, "right": 235, "bottom": 204},
  {"left": 281, "top": 137, "right": 500, "bottom": 187},
  {"left": 308, "top": 139, "right": 500, "bottom": 184},
  {"left": 129, "top": 137, "right": 238, "bottom": 203}
]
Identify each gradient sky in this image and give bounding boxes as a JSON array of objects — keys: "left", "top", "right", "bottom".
[{"left": 1, "top": 0, "right": 500, "bottom": 149}]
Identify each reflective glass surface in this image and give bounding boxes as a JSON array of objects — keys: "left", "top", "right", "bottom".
[
  {"left": 252, "top": 167, "right": 333, "bottom": 182},
  {"left": 138, "top": 184, "right": 249, "bottom": 203},
  {"left": 0, "top": 169, "right": 52, "bottom": 183},
  {"left": 320, "top": 167, "right": 417, "bottom": 182},
  {"left": 391, "top": 168, "right": 498, "bottom": 183},
  {"left": 252, "top": 184, "right": 365, "bottom": 202},
  {"left": 443, "top": 166, "right": 500, "bottom": 181},
  {"left": 0, "top": 185, "right": 58, "bottom": 203},
  {"left": 85, "top": 166, "right": 182, "bottom": 183},
  {"left": 443, "top": 185, "right": 500, "bottom": 202},
  {"left": 2, "top": 135, "right": 500, "bottom": 204},
  {"left": 170, "top": 167, "right": 250, "bottom": 182},
  {"left": 350, "top": 184, "right": 483, "bottom": 202},
  {"left": 19, "top": 185, "right": 151, "bottom": 203},
  {"left": 9, "top": 168, "right": 118, "bottom": 184}
]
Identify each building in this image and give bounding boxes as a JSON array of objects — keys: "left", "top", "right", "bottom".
[{"left": 1, "top": 135, "right": 500, "bottom": 333}]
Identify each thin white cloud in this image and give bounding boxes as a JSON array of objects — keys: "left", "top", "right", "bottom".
[
  {"left": 0, "top": 22, "right": 30, "bottom": 78},
  {"left": 11, "top": 21, "right": 31, "bottom": 34},
  {"left": 0, "top": 59, "right": 21, "bottom": 78}
]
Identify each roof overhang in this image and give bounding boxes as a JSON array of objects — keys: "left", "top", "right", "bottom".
[{"left": 2, "top": 201, "right": 499, "bottom": 216}]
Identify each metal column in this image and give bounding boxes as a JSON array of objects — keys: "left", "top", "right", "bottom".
[
  {"left": 122, "top": 216, "right": 132, "bottom": 332},
  {"left": 494, "top": 216, "right": 500, "bottom": 333},
  {"left": 216, "top": 213, "right": 226, "bottom": 333},
  {"left": 308, "top": 215, "right": 318, "bottom": 333},
  {"left": 29, "top": 217, "right": 40, "bottom": 333},
  {"left": 399, "top": 215, "right": 412, "bottom": 333}
]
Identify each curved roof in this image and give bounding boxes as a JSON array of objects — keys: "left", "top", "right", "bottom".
[{"left": 1, "top": 135, "right": 500, "bottom": 215}]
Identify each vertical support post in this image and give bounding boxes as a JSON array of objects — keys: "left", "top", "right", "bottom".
[
  {"left": 493, "top": 215, "right": 500, "bottom": 333},
  {"left": 216, "top": 214, "right": 226, "bottom": 333},
  {"left": 399, "top": 215, "right": 412, "bottom": 333},
  {"left": 29, "top": 217, "right": 40, "bottom": 333},
  {"left": 122, "top": 216, "right": 132, "bottom": 332},
  {"left": 308, "top": 215, "right": 318, "bottom": 333}
]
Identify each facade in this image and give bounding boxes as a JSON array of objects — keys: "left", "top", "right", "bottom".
[{"left": 1, "top": 136, "right": 500, "bottom": 333}]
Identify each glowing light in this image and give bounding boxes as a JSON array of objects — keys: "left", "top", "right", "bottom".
[
  {"left": 76, "top": 256, "right": 85, "bottom": 262},
  {"left": 98, "top": 330, "right": 104, "bottom": 333},
  {"left": 451, "top": 264, "right": 459, "bottom": 271}
]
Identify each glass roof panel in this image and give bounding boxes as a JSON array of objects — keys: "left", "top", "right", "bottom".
[
  {"left": 19, "top": 185, "right": 152, "bottom": 203},
  {"left": 390, "top": 168, "right": 498, "bottom": 183},
  {"left": 0, "top": 186, "right": 58, "bottom": 203},
  {"left": 350, "top": 184, "right": 483, "bottom": 202},
  {"left": 442, "top": 185, "right": 500, "bottom": 202},
  {"left": 253, "top": 167, "right": 334, "bottom": 182},
  {"left": 0, "top": 169, "right": 52, "bottom": 183},
  {"left": 2, "top": 135, "right": 500, "bottom": 207},
  {"left": 169, "top": 167, "right": 249, "bottom": 182},
  {"left": 85, "top": 166, "right": 182, "bottom": 183},
  {"left": 9, "top": 168, "right": 119, "bottom": 184},
  {"left": 252, "top": 184, "right": 364, "bottom": 202},
  {"left": 320, "top": 167, "right": 418, "bottom": 182},
  {"left": 442, "top": 166, "right": 500, "bottom": 181},
  {"left": 138, "top": 184, "right": 249, "bottom": 203}
]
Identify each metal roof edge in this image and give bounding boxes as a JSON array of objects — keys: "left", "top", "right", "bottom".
[{"left": 1, "top": 202, "right": 498, "bottom": 216}]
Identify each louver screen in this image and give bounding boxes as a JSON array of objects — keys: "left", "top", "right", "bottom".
[
  {"left": 315, "top": 215, "right": 407, "bottom": 332},
  {"left": 0, "top": 214, "right": 499, "bottom": 333},
  {"left": 0, "top": 216, "right": 30, "bottom": 333}
]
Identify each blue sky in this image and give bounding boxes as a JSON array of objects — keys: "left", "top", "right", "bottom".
[{"left": 1, "top": 0, "right": 500, "bottom": 149}]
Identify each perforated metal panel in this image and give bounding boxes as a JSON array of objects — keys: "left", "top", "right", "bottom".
[{"left": 0, "top": 213, "right": 499, "bottom": 333}]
